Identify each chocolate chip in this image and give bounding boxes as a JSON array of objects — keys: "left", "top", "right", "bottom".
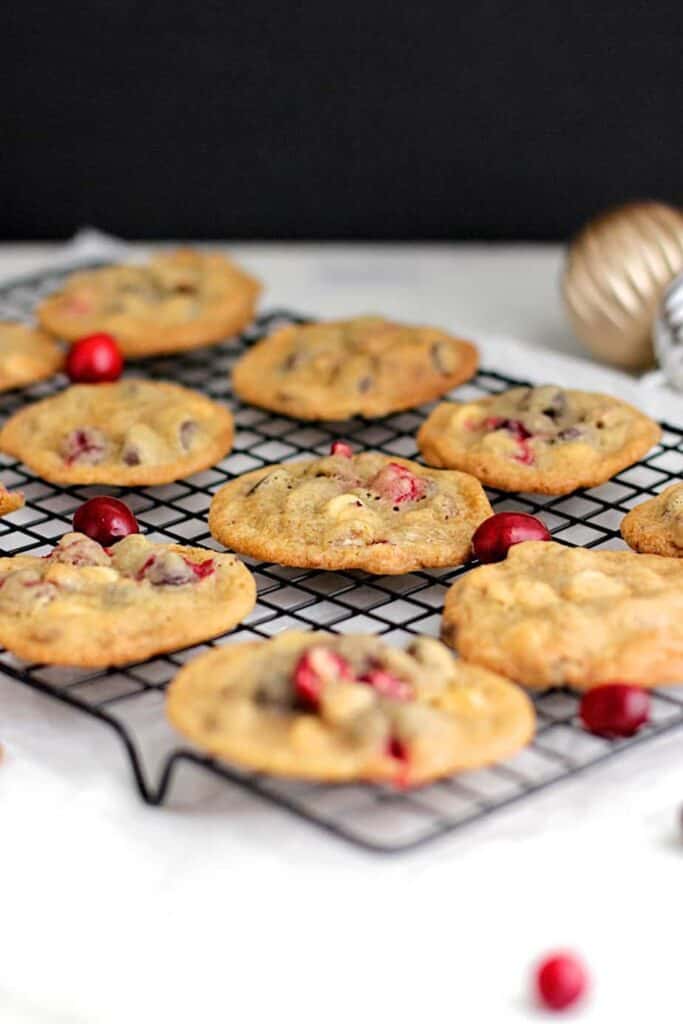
[
  {"left": 281, "top": 351, "right": 304, "bottom": 372},
  {"left": 542, "top": 390, "right": 567, "bottom": 421},
  {"left": 122, "top": 446, "right": 141, "bottom": 466},
  {"left": 357, "top": 376, "right": 374, "bottom": 393}
]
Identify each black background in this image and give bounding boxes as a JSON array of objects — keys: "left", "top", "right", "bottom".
[{"left": 2, "top": 1, "right": 682, "bottom": 240}]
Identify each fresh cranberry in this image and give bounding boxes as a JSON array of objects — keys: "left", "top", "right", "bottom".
[
  {"left": 293, "top": 647, "right": 354, "bottom": 708},
  {"left": 73, "top": 497, "right": 139, "bottom": 546},
  {"left": 471, "top": 512, "right": 551, "bottom": 563},
  {"left": 66, "top": 333, "right": 124, "bottom": 383},
  {"left": 360, "top": 668, "right": 412, "bottom": 701},
  {"left": 330, "top": 440, "right": 353, "bottom": 458},
  {"left": 579, "top": 683, "right": 650, "bottom": 738},
  {"left": 534, "top": 952, "right": 588, "bottom": 1012},
  {"left": 371, "top": 462, "right": 426, "bottom": 503}
]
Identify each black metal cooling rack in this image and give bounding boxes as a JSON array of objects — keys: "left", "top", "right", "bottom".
[{"left": 1, "top": 261, "right": 683, "bottom": 854}]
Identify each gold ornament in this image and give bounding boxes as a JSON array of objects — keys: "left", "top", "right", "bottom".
[{"left": 562, "top": 201, "right": 683, "bottom": 370}]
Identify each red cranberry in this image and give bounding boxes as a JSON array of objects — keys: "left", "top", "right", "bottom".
[
  {"left": 293, "top": 647, "right": 353, "bottom": 708},
  {"left": 371, "top": 462, "right": 426, "bottom": 503},
  {"left": 534, "top": 952, "right": 588, "bottom": 1012},
  {"left": 483, "top": 416, "right": 532, "bottom": 440},
  {"left": 514, "top": 438, "right": 535, "bottom": 465},
  {"left": 360, "top": 668, "right": 412, "bottom": 701},
  {"left": 579, "top": 683, "right": 650, "bottom": 738},
  {"left": 183, "top": 558, "right": 215, "bottom": 580},
  {"left": 72, "top": 497, "right": 139, "bottom": 546},
  {"left": 471, "top": 512, "right": 551, "bottom": 563},
  {"left": 386, "top": 736, "right": 409, "bottom": 762},
  {"left": 61, "top": 427, "right": 107, "bottom": 465},
  {"left": 505, "top": 418, "right": 532, "bottom": 441},
  {"left": 66, "top": 333, "right": 124, "bottom": 383},
  {"left": 330, "top": 440, "right": 353, "bottom": 458}
]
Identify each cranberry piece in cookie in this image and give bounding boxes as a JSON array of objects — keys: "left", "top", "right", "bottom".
[
  {"left": 579, "top": 683, "right": 650, "bottom": 738},
  {"left": 66, "top": 333, "right": 124, "bottom": 383},
  {"left": 472, "top": 512, "right": 551, "bottom": 563},
  {"left": 534, "top": 951, "right": 588, "bottom": 1012},
  {"left": 360, "top": 667, "right": 412, "bottom": 701},
  {"left": 60, "top": 427, "right": 107, "bottom": 466},
  {"left": 73, "top": 497, "right": 139, "bottom": 547},
  {"left": 330, "top": 440, "right": 353, "bottom": 458},
  {"left": 370, "top": 462, "right": 427, "bottom": 503},
  {"left": 294, "top": 646, "right": 354, "bottom": 707}
]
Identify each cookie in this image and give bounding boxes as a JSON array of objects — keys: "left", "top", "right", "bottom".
[
  {"left": 0, "top": 321, "right": 63, "bottom": 391},
  {"left": 37, "top": 249, "right": 261, "bottom": 357},
  {"left": 0, "top": 486, "right": 24, "bottom": 517},
  {"left": 166, "top": 631, "right": 535, "bottom": 785},
  {"left": 418, "top": 385, "right": 660, "bottom": 495},
  {"left": 208, "top": 449, "right": 492, "bottom": 574},
  {"left": 0, "top": 379, "right": 234, "bottom": 485},
  {"left": 442, "top": 540, "right": 683, "bottom": 689},
  {"left": 621, "top": 482, "right": 683, "bottom": 556},
  {"left": 0, "top": 532, "right": 255, "bottom": 667},
  {"left": 232, "top": 316, "right": 478, "bottom": 420}
]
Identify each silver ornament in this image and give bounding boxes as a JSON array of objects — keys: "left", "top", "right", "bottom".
[{"left": 655, "top": 271, "right": 683, "bottom": 390}]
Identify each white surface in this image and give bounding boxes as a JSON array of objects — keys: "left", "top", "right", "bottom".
[{"left": 0, "top": 239, "right": 681, "bottom": 1024}]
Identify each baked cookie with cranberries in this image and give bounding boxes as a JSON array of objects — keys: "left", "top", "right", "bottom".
[
  {"left": 0, "top": 379, "right": 234, "bottom": 486},
  {"left": 418, "top": 385, "right": 660, "bottom": 495},
  {"left": 208, "top": 446, "right": 492, "bottom": 573},
  {"left": 232, "top": 316, "right": 478, "bottom": 420},
  {"left": 0, "top": 321, "right": 63, "bottom": 391},
  {"left": 166, "top": 631, "right": 535, "bottom": 785},
  {"left": 0, "top": 532, "right": 255, "bottom": 667},
  {"left": 442, "top": 540, "right": 683, "bottom": 689},
  {"left": 621, "top": 482, "right": 683, "bottom": 556},
  {"left": 0, "top": 484, "right": 23, "bottom": 517},
  {"left": 37, "top": 249, "right": 260, "bottom": 358}
]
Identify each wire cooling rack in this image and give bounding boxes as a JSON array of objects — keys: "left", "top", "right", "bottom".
[{"left": 1, "top": 262, "right": 683, "bottom": 854}]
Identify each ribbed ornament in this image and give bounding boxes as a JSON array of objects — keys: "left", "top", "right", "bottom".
[{"left": 562, "top": 201, "right": 683, "bottom": 370}]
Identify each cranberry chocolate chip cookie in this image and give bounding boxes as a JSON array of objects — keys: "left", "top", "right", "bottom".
[
  {"left": 0, "top": 379, "right": 234, "bottom": 485},
  {"left": 232, "top": 316, "right": 478, "bottom": 420},
  {"left": 0, "top": 485, "right": 23, "bottom": 517},
  {"left": 0, "top": 532, "right": 256, "bottom": 666},
  {"left": 442, "top": 540, "right": 683, "bottom": 689},
  {"left": 0, "top": 321, "right": 63, "bottom": 391},
  {"left": 37, "top": 249, "right": 261, "bottom": 358},
  {"left": 621, "top": 483, "right": 683, "bottom": 556},
  {"left": 418, "top": 385, "right": 660, "bottom": 495},
  {"left": 208, "top": 449, "right": 492, "bottom": 573},
  {"left": 166, "top": 632, "right": 535, "bottom": 784}
]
